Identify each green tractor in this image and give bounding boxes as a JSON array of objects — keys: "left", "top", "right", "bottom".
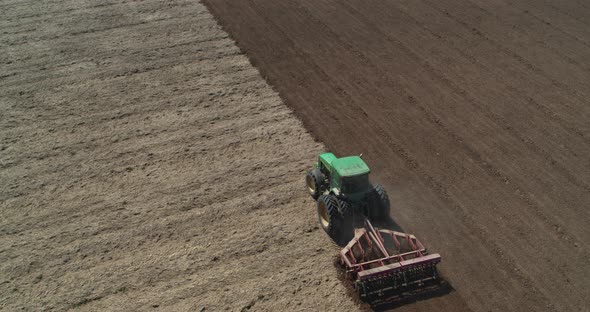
[{"left": 306, "top": 152, "right": 390, "bottom": 243}]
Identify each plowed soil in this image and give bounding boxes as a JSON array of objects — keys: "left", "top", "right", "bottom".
[{"left": 201, "top": 0, "right": 590, "bottom": 311}]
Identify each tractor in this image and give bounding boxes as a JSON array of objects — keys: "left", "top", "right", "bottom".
[
  {"left": 306, "top": 152, "right": 390, "bottom": 243},
  {"left": 306, "top": 153, "right": 443, "bottom": 303}
]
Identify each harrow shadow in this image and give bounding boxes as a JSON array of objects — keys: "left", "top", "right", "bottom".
[
  {"left": 365, "top": 214, "right": 403, "bottom": 233},
  {"left": 332, "top": 214, "right": 404, "bottom": 247}
]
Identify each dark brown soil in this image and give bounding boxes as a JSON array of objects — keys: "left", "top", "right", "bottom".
[{"left": 202, "top": 0, "right": 590, "bottom": 311}]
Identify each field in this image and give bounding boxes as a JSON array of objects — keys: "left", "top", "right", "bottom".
[
  {"left": 202, "top": 0, "right": 590, "bottom": 311},
  {"left": 1, "top": 0, "right": 589, "bottom": 311}
]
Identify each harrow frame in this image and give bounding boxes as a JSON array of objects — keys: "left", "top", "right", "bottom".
[{"left": 340, "top": 219, "right": 441, "bottom": 301}]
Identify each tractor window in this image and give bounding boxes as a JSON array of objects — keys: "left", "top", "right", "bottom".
[{"left": 341, "top": 175, "right": 369, "bottom": 193}]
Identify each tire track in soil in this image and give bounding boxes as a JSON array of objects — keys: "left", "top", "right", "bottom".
[{"left": 421, "top": 0, "right": 590, "bottom": 102}]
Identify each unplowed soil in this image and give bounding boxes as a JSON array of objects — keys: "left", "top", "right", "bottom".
[
  {"left": 201, "top": 0, "right": 590, "bottom": 311},
  {"left": 0, "top": 1, "right": 358, "bottom": 311}
]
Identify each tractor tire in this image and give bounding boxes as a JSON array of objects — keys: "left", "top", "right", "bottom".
[
  {"left": 338, "top": 198, "right": 353, "bottom": 217},
  {"left": 306, "top": 168, "right": 324, "bottom": 200},
  {"left": 338, "top": 199, "right": 354, "bottom": 242},
  {"left": 369, "top": 184, "right": 390, "bottom": 220},
  {"left": 317, "top": 194, "right": 353, "bottom": 244}
]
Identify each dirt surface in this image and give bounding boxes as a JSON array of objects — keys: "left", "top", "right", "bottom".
[
  {"left": 0, "top": 1, "right": 359, "bottom": 311},
  {"left": 201, "top": 0, "right": 590, "bottom": 311}
]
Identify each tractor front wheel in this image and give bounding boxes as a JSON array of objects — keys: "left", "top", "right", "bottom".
[
  {"left": 317, "top": 194, "right": 353, "bottom": 244},
  {"left": 306, "top": 168, "right": 324, "bottom": 199}
]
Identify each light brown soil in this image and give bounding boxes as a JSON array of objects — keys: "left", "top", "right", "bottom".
[
  {"left": 201, "top": 0, "right": 590, "bottom": 311},
  {"left": 0, "top": 1, "right": 358, "bottom": 311}
]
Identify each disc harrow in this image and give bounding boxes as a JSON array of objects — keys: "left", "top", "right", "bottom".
[{"left": 340, "top": 219, "right": 441, "bottom": 301}]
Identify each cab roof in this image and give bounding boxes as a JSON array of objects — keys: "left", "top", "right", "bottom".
[
  {"left": 320, "top": 153, "right": 370, "bottom": 177},
  {"left": 333, "top": 156, "right": 370, "bottom": 177}
]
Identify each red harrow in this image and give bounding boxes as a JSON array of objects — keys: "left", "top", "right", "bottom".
[{"left": 340, "top": 219, "right": 442, "bottom": 302}]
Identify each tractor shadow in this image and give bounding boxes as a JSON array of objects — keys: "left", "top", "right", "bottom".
[
  {"left": 335, "top": 214, "right": 455, "bottom": 311},
  {"left": 361, "top": 214, "right": 403, "bottom": 232},
  {"left": 334, "top": 214, "right": 403, "bottom": 247}
]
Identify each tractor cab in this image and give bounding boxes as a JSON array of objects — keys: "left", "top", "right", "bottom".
[
  {"left": 306, "top": 153, "right": 441, "bottom": 302},
  {"left": 330, "top": 156, "right": 371, "bottom": 201},
  {"left": 318, "top": 154, "right": 371, "bottom": 201},
  {"left": 307, "top": 152, "right": 390, "bottom": 244}
]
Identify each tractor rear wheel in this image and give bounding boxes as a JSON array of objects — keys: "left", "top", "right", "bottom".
[
  {"left": 339, "top": 199, "right": 354, "bottom": 242},
  {"left": 317, "top": 194, "right": 353, "bottom": 244},
  {"left": 306, "top": 168, "right": 324, "bottom": 199},
  {"left": 369, "top": 184, "right": 390, "bottom": 219}
]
